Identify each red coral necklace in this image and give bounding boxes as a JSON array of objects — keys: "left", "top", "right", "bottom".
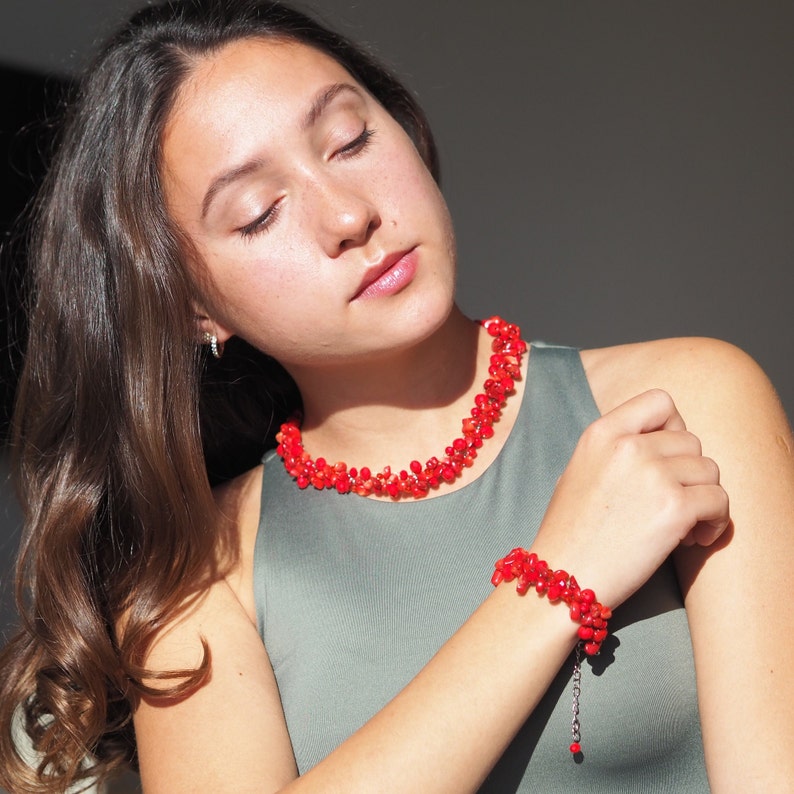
[{"left": 275, "top": 316, "right": 527, "bottom": 499}]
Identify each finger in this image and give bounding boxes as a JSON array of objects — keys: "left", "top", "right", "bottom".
[
  {"left": 680, "top": 519, "right": 730, "bottom": 547},
  {"left": 630, "top": 430, "right": 704, "bottom": 460},
  {"left": 690, "top": 520, "right": 731, "bottom": 547},
  {"left": 602, "top": 389, "right": 687, "bottom": 435},
  {"left": 666, "top": 455, "right": 720, "bottom": 487},
  {"left": 680, "top": 483, "right": 731, "bottom": 544}
]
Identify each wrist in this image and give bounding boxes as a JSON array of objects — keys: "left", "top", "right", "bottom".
[
  {"left": 491, "top": 547, "right": 613, "bottom": 756},
  {"left": 492, "top": 548, "right": 612, "bottom": 656}
]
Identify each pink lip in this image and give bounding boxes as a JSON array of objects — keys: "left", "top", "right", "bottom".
[{"left": 351, "top": 248, "right": 418, "bottom": 301}]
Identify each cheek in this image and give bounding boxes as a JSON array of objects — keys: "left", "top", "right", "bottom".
[
  {"left": 386, "top": 148, "right": 451, "bottom": 234},
  {"left": 196, "top": 246, "right": 282, "bottom": 321},
  {"left": 199, "top": 243, "right": 330, "bottom": 356},
  {"left": 219, "top": 261, "right": 295, "bottom": 316}
]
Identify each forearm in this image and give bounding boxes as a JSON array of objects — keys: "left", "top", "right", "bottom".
[
  {"left": 136, "top": 576, "right": 580, "bottom": 794},
  {"left": 294, "top": 583, "right": 578, "bottom": 794}
]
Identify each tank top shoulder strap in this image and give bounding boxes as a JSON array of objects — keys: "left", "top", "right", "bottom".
[{"left": 522, "top": 342, "right": 600, "bottom": 430}]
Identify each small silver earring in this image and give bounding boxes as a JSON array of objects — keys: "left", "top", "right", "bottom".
[{"left": 202, "top": 331, "right": 224, "bottom": 360}]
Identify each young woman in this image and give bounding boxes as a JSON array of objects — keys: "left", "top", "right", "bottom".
[{"left": 1, "top": 1, "right": 792, "bottom": 792}]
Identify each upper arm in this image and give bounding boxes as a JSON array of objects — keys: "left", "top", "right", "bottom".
[
  {"left": 659, "top": 340, "right": 794, "bottom": 790},
  {"left": 586, "top": 337, "right": 794, "bottom": 789},
  {"left": 134, "top": 465, "right": 298, "bottom": 792},
  {"left": 133, "top": 577, "right": 298, "bottom": 793}
]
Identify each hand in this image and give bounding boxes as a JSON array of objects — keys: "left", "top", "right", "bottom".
[{"left": 532, "top": 389, "right": 730, "bottom": 608}]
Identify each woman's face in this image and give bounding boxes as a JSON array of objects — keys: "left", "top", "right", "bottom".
[{"left": 161, "top": 37, "right": 456, "bottom": 371}]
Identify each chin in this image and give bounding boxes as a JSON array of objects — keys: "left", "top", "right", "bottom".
[{"left": 387, "top": 289, "right": 456, "bottom": 352}]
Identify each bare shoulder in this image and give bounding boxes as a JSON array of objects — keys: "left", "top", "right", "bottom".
[
  {"left": 213, "top": 464, "right": 265, "bottom": 624},
  {"left": 581, "top": 336, "right": 794, "bottom": 596},
  {"left": 581, "top": 337, "right": 790, "bottom": 440}
]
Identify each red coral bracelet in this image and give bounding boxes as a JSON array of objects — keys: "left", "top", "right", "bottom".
[
  {"left": 491, "top": 548, "right": 613, "bottom": 756},
  {"left": 492, "top": 548, "right": 612, "bottom": 655}
]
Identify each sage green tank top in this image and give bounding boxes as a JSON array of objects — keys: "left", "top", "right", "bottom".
[{"left": 254, "top": 344, "right": 709, "bottom": 792}]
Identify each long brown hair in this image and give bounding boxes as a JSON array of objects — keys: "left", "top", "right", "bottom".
[{"left": 0, "top": 1, "right": 438, "bottom": 790}]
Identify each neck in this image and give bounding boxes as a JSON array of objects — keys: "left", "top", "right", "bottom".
[
  {"left": 282, "top": 308, "right": 524, "bottom": 481},
  {"left": 295, "top": 305, "right": 477, "bottom": 420}
]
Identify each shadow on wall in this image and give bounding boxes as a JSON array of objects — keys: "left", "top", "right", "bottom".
[{"left": 1, "top": 64, "right": 70, "bottom": 445}]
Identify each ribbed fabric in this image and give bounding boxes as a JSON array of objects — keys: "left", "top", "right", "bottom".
[{"left": 254, "top": 344, "right": 709, "bottom": 792}]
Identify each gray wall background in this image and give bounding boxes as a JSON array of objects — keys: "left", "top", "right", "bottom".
[{"left": 1, "top": 1, "right": 792, "bottom": 786}]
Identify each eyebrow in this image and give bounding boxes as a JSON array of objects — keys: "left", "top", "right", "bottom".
[
  {"left": 200, "top": 82, "right": 365, "bottom": 220},
  {"left": 301, "top": 82, "right": 363, "bottom": 130},
  {"left": 201, "top": 158, "right": 266, "bottom": 219}
]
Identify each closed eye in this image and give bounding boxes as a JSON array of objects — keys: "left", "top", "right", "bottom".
[
  {"left": 239, "top": 198, "right": 282, "bottom": 239},
  {"left": 336, "top": 126, "right": 376, "bottom": 159},
  {"left": 237, "top": 128, "right": 374, "bottom": 239}
]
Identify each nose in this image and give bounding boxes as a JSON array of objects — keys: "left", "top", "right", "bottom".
[{"left": 311, "top": 175, "right": 381, "bottom": 257}]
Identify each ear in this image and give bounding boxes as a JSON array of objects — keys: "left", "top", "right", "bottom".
[{"left": 193, "top": 302, "right": 234, "bottom": 344}]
